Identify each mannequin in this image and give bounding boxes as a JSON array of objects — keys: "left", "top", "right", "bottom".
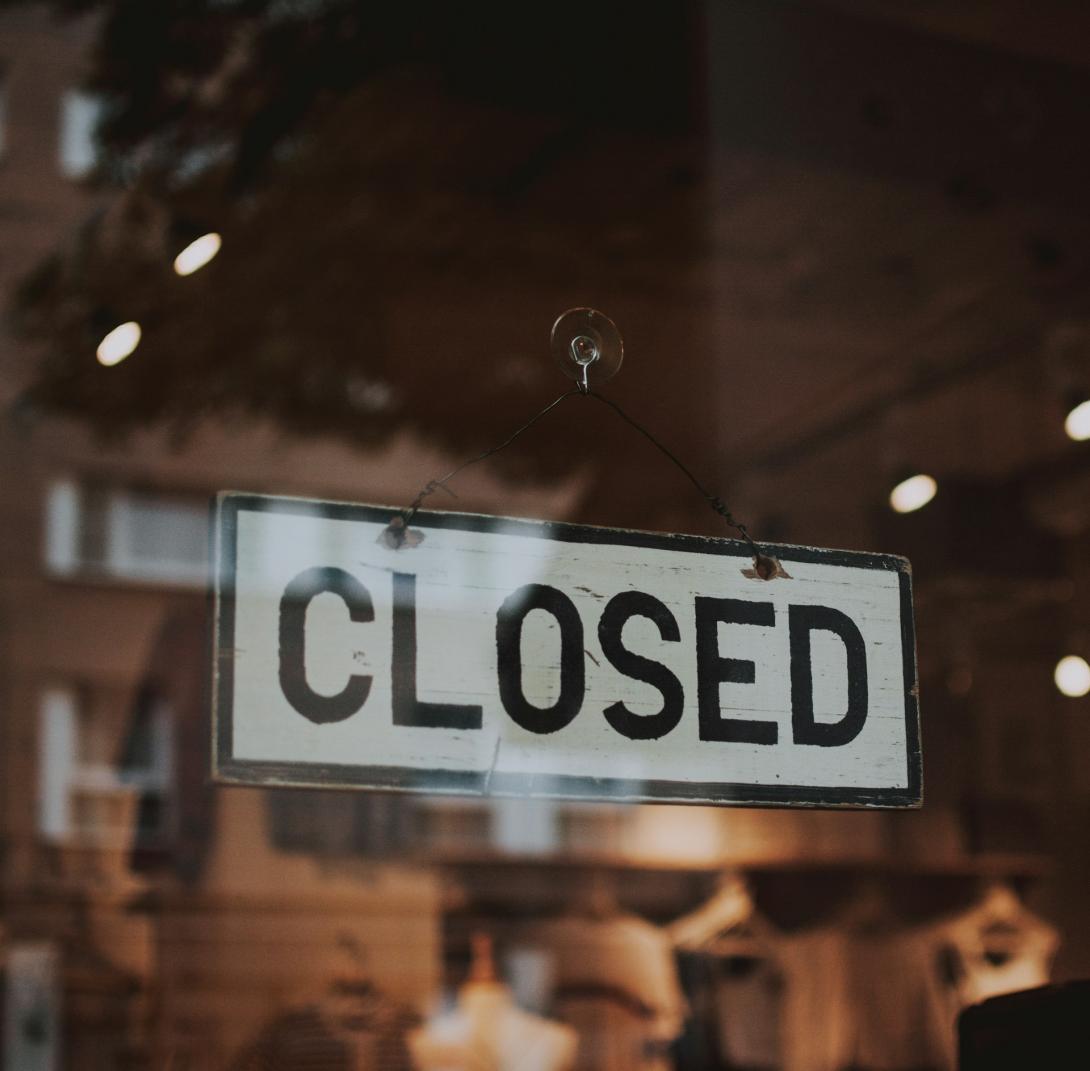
[{"left": 408, "top": 934, "right": 577, "bottom": 1071}]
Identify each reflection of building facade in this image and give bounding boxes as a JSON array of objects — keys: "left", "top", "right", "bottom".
[
  {"left": 0, "top": 12, "right": 520, "bottom": 1067},
  {"left": 2, "top": 5, "right": 1090, "bottom": 1070}
]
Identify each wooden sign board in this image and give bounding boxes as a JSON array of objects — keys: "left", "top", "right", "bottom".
[{"left": 212, "top": 493, "right": 921, "bottom": 808}]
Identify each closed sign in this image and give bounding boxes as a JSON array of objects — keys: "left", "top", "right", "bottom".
[{"left": 212, "top": 494, "right": 920, "bottom": 808}]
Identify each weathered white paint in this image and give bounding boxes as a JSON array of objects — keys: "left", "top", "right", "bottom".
[{"left": 213, "top": 494, "right": 920, "bottom": 808}]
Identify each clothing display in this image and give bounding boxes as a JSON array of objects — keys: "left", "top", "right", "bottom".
[
  {"left": 530, "top": 912, "right": 687, "bottom": 1041},
  {"left": 552, "top": 994, "right": 673, "bottom": 1071},
  {"left": 772, "top": 928, "right": 855, "bottom": 1071},
  {"left": 670, "top": 876, "right": 784, "bottom": 1071},
  {"left": 668, "top": 876, "right": 755, "bottom": 953},
  {"left": 409, "top": 934, "right": 576, "bottom": 1071},
  {"left": 670, "top": 880, "right": 1060, "bottom": 1071},
  {"left": 840, "top": 930, "right": 953, "bottom": 1071},
  {"left": 524, "top": 909, "right": 686, "bottom": 1071},
  {"left": 713, "top": 955, "right": 783, "bottom": 1070},
  {"left": 922, "top": 883, "right": 1061, "bottom": 1065},
  {"left": 408, "top": 983, "right": 577, "bottom": 1071},
  {"left": 672, "top": 953, "right": 726, "bottom": 1071},
  {"left": 930, "top": 884, "right": 1059, "bottom": 1007}
]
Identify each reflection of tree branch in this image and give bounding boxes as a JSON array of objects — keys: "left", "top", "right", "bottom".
[{"left": 8, "top": 1, "right": 710, "bottom": 536}]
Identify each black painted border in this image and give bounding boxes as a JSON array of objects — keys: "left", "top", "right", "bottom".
[{"left": 212, "top": 492, "right": 923, "bottom": 809}]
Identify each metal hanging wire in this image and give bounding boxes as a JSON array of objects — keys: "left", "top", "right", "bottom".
[{"left": 385, "top": 310, "right": 778, "bottom": 579}]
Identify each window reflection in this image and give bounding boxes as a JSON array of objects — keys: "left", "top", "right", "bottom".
[{"left": 2, "top": 1, "right": 1084, "bottom": 1068}]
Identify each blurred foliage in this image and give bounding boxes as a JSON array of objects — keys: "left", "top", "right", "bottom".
[{"left": 3, "top": 0, "right": 707, "bottom": 496}]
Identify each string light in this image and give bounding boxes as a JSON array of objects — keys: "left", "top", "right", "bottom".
[
  {"left": 96, "top": 321, "right": 141, "bottom": 366},
  {"left": 1054, "top": 655, "right": 1090, "bottom": 698},
  {"left": 889, "top": 473, "right": 937, "bottom": 514},
  {"left": 173, "top": 231, "right": 222, "bottom": 276},
  {"left": 1063, "top": 398, "right": 1090, "bottom": 442}
]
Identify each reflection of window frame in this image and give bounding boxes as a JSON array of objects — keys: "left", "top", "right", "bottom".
[
  {"left": 37, "top": 684, "right": 173, "bottom": 847},
  {"left": 58, "top": 87, "right": 104, "bottom": 179},
  {"left": 38, "top": 687, "right": 77, "bottom": 842},
  {"left": 119, "top": 690, "right": 175, "bottom": 848},
  {"left": 44, "top": 478, "right": 209, "bottom": 588}
]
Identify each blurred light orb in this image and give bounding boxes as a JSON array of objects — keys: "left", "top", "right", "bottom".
[
  {"left": 889, "top": 473, "right": 937, "bottom": 514},
  {"left": 1063, "top": 399, "right": 1090, "bottom": 442},
  {"left": 1054, "top": 655, "right": 1090, "bottom": 698},
  {"left": 173, "top": 231, "right": 221, "bottom": 276},
  {"left": 96, "top": 321, "right": 141, "bottom": 366}
]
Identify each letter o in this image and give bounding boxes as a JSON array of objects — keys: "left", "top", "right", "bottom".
[{"left": 496, "top": 584, "right": 585, "bottom": 734}]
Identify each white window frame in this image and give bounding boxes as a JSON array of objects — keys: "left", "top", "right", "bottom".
[
  {"left": 58, "top": 88, "right": 104, "bottom": 179},
  {"left": 44, "top": 478, "right": 209, "bottom": 589},
  {"left": 38, "top": 685, "right": 174, "bottom": 847}
]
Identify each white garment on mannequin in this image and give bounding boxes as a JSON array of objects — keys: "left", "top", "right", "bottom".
[
  {"left": 714, "top": 954, "right": 782, "bottom": 1070},
  {"left": 843, "top": 929, "right": 955, "bottom": 1071},
  {"left": 940, "top": 887, "right": 1059, "bottom": 1005},
  {"left": 923, "top": 884, "right": 1060, "bottom": 1064},
  {"left": 776, "top": 928, "right": 855, "bottom": 1071},
  {"left": 408, "top": 982, "right": 577, "bottom": 1071}
]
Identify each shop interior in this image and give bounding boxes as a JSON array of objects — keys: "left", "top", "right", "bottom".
[{"left": 2, "top": 2, "right": 1090, "bottom": 1068}]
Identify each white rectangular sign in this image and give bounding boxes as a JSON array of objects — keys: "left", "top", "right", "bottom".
[{"left": 212, "top": 493, "right": 920, "bottom": 807}]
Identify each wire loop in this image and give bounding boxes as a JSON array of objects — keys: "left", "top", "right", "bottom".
[{"left": 388, "top": 387, "right": 772, "bottom": 574}]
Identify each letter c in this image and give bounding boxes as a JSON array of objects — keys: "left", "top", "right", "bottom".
[{"left": 278, "top": 566, "right": 374, "bottom": 724}]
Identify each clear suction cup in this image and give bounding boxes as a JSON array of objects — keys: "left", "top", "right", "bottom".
[{"left": 550, "top": 308, "right": 624, "bottom": 390}]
